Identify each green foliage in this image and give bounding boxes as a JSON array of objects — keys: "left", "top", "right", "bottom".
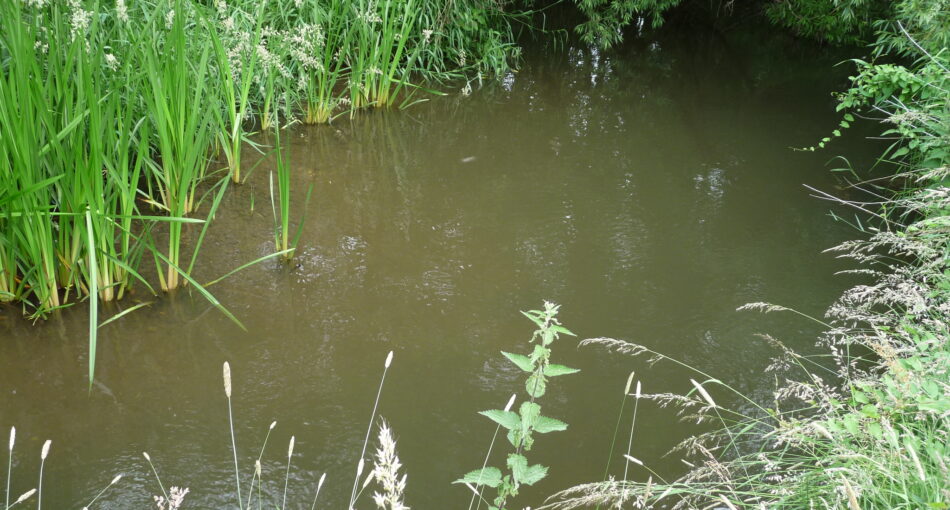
[
  {"left": 550, "top": 2, "right": 950, "bottom": 507},
  {"left": 765, "top": 0, "right": 891, "bottom": 44},
  {"left": 456, "top": 301, "right": 578, "bottom": 510}
]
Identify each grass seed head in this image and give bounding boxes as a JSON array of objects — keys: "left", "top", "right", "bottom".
[
  {"left": 223, "top": 362, "right": 232, "bottom": 398},
  {"left": 623, "top": 454, "right": 643, "bottom": 466},
  {"left": 14, "top": 489, "right": 36, "bottom": 504},
  {"left": 504, "top": 393, "right": 516, "bottom": 412}
]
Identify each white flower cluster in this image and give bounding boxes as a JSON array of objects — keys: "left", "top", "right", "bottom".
[
  {"left": 116, "top": 0, "right": 128, "bottom": 23},
  {"left": 67, "top": 0, "right": 92, "bottom": 41},
  {"left": 154, "top": 486, "right": 189, "bottom": 510},
  {"left": 371, "top": 420, "right": 408, "bottom": 510}
]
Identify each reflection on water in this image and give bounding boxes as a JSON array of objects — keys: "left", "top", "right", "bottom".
[{"left": 0, "top": 24, "right": 872, "bottom": 508}]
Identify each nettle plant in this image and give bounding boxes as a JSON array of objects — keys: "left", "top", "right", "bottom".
[{"left": 456, "top": 301, "right": 579, "bottom": 510}]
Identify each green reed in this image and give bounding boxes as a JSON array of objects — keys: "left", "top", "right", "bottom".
[
  {"left": 268, "top": 127, "right": 312, "bottom": 260},
  {"left": 139, "top": 1, "right": 217, "bottom": 291},
  {"left": 207, "top": 2, "right": 265, "bottom": 183},
  {"left": 1, "top": 0, "right": 526, "bottom": 389},
  {"left": 346, "top": 0, "right": 422, "bottom": 110}
]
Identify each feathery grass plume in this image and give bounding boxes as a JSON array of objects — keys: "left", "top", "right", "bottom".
[
  {"left": 38, "top": 440, "right": 50, "bottom": 510},
  {"left": 84, "top": 474, "right": 122, "bottom": 509},
  {"left": 246, "top": 420, "right": 277, "bottom": 506},
  {"left": 598, "top": 371, "right": 635, "bottom": 503},
  {"left": 371, "top": 419, "right": 408, "bottom": 510},
  {"left": 622, "top": 380, "right": 642, "bottom": 483},
  {"left": 689, "top": 379, "right": 716, "bottom": 408},
  {"left": 253, "top": 460, "right": 262, "bottom": 510},
  {"left": 143, "top": 452, "right": 168, "bottom": 502},
  {"left": 223, "top": 362, "right": 232, "bottom": 398},
  {"left": 842, "top": 477, "right": 861, "bottom": 510},
  {"left": 223, "top": 361, "right": 242, "bottom": 509},
  {"left": 309, "top": 472, "right": 326, "bottom": 510},
  {"left": 282, "top": 436, "right": 295, "bottom": 510},
  {"left": 350, "top": 351, "right": 394, "bottom": 509},
  {"left": 8, "top": 489, "right": 35, "bottom": 508},
  {"left": 5, "top": 426, "right": 13, "bottom": 510}
]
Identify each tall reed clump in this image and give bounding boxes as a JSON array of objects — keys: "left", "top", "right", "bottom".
[
  {"left": 455, "top": 301, "right": 577, "bottom": 510},
  {"left": 138, "top": 0, "right": 218, "bottom": 291},
  {"left": 2, "top": 0, "right": 527, "bottom": 387},
  {"left": 269, "top": 128, "right": 313, "bottom": 260}
]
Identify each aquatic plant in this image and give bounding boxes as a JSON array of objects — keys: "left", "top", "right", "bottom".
[{"left": 269, "top": 128, "right": 313, "bottom": 260}]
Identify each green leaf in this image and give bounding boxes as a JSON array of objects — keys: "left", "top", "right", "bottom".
[
  {"left": 525, "top": 373, "right": 547, "bottom": 398},
  {"left": 479, "top": 409, "right": 521, "bottom": 430},
  {"left": 454, "top": 467, "right": 503, "bottom": 488},
  {"left": 521, "top": 310, "right": 544, "bottom": 328},
  {"left": 842, "top": 414, "right": 860, "bottom": 435},
  {"left": 507, "top": 454, "right": 528, "bottom": 484},
  {"left": 520, "top": 464, "right": 548, "bottom": 486},
  {"left": 502, "top": 351, "right": 534, "bottom": 372},
  {"left": 507, "top": 454, "right": 548, "bottom": 486},
  {"left": 543, "top": 364, "right": 580, "bottom": 377},
  {"left": 519, "top": 402, "right": 541, "bottom": 426},
  {"left": 551, "top": 324, "right": 576, "bottom": 336},
  {"left": 533, "top": 415, "right": 568, "bottom": 434},
  {"left": 529, "top": 344, "right": 550, "bottom": 364}
]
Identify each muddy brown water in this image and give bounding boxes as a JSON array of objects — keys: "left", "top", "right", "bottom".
[{"left": 0, "top": 26, "right": 877, "bottom": 509}]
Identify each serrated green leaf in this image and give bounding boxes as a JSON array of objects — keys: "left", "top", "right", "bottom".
[
  {"left": 520, "top": 464, "right": 548, "bottom": 486},
  {"left": 502, "top": 351, "right": 535, "bottom": 372},
  {"left": 519, "top": 401, "right": 541, "bottom": 426},
  {"left": 480, "top": 409, "right": 521, "bottom": 430},
  {"left": 507, "top": 454, "right": 528, "bottom": 483},
  {"left": 507, "top": 427, "right": 520, "bottom": 448},
  {"left": 507, "top": 454, "right": 548, "bottom": 486},
  {"left": 525, "top": 373, "right": 547, "bottom": 398},
  {"left": 544, "top": 364, "right": 580, "bottom": 377},
  {"left": 534, "top": 415, "right": 568, "bottom": 433},
  {"left": 454, "top": 467, "right": 503, "bottom": 488}
]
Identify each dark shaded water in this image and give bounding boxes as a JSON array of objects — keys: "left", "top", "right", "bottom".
[{"left": 0, "top": 25, "right": 874, "bottom": 508}]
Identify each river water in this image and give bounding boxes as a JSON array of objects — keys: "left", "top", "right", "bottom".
[{"left": 0, "top": 23, "right": 874, "bottom": 509}]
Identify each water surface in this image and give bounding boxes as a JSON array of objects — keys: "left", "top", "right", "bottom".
[{"left": 0, "top": 25, "right": 875, "bottom": 508}]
